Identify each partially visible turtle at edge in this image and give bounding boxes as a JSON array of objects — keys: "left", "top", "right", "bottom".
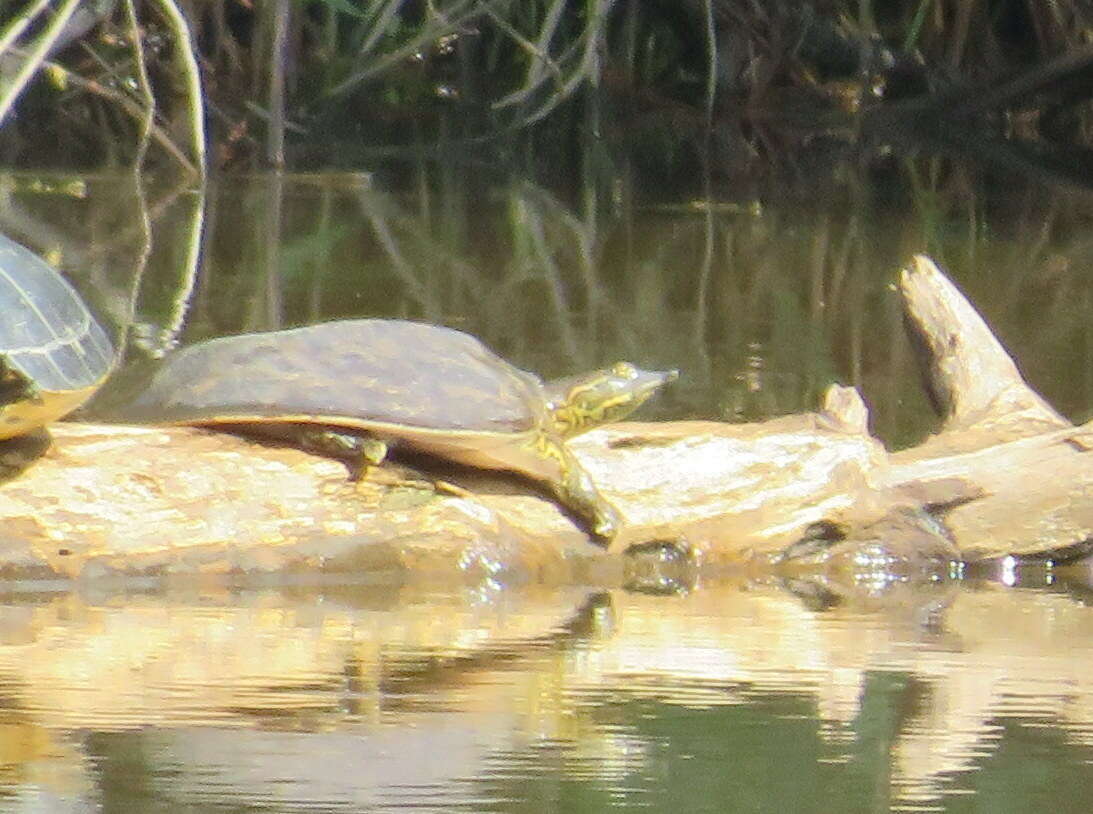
[
  {"left": 121, "top": 319, "right": 677, "bottom": 540},
  {"left": 0, "top": 234, "right": 115, "bottom": 470}
]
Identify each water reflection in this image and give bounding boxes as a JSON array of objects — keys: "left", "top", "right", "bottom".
[{"left": 0, "top": 580, "right": 1088, "bottom": 810}]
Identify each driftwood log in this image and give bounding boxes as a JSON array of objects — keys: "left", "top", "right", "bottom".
[{"left": 1, "top": 255, "right": 1089, "bottom": 587}]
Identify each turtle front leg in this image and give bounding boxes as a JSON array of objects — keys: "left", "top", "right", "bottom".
[{"left": 537, "top": 436, "right": 621, "bottom": 541}]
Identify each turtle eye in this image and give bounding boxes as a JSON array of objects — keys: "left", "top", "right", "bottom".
[{"left": 612, "top": 361, "right": 636, "bottom": 379}]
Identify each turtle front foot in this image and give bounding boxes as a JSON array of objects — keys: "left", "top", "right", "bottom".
[
  {"left": 590, "top": 504, "right": 622, "bottom": 542},
  {"left": 563, "top": 483, "right": 621, "bottom": 543}
]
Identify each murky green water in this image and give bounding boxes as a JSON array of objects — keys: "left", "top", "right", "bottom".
[{"left": 1, "top": 161, "right": 1092, "bottom": 810}]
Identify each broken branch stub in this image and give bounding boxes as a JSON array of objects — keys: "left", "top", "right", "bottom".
[{"left": 900, "top": 254, "right": 1068, "bottom": 439}]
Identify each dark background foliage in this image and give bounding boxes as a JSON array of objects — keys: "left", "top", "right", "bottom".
[{"left": 0, "top": 0, "right": 1091, "bottom": 179}]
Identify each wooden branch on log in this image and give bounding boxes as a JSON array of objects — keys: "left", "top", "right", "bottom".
[{"left": 1, "top": 255, "right": 1089, "bottom": 587}]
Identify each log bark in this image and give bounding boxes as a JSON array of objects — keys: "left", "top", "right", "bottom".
[{"left": 0, "top": 255, "right": 1088, "bottom": 587}]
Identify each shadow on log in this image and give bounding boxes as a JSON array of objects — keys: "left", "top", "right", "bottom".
[{"left": 2, "top": 255, "right": 1090, "bottom": 589}]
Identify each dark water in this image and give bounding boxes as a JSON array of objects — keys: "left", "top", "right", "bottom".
[{"left": 0, "top": 164, "right": 1092, "bottom": 810}]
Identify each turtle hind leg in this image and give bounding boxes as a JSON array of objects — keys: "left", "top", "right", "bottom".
[{"left": 298, "top": 428, "right": 388, "bottom": 480}]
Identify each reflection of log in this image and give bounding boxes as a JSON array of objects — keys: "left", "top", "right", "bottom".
[
  {"left": 1, "top": 580, "right": 1090, "bottom": 807},
  {"left": 1, "top": 255, "right": 1090, "bottom": 584}
]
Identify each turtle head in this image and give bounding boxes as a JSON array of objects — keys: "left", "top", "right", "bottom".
[{"left": 546, "top": 362, "right": 678, "bottom": 438}]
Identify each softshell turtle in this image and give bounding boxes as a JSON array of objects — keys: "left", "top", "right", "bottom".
[
  {"left": 123, "top": 319, "right": 677, "bottom": 539},
  {"left": 0, "top": 234, "right": 114, "bottom": 442}
]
